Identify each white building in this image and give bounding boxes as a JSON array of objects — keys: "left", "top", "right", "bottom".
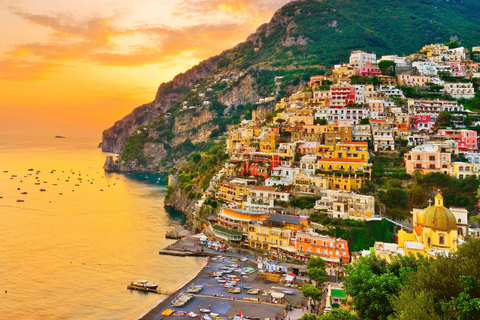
[
  {"left": 327, "top": 106, "right": 369, "bottom": 125},
  {"left": 350, "top": 50, "right": 377, "bottom": 67},
  {"left": 314, "top": 190, "right": 375, "bottom": 220},
  {"left": 378, "top": 55, "right": 411, "bottom": 67},
  {"left": 353, "top": 124, "right": 372, "bottom": 141},
  {"left": 444, "top": 83, "right": 475, "bottom": 99},
  {"left": 408, "top": 98, "right": 464, "bottom": 117},
  {"left": 379, "top": 85, "right": 405, "bottom": 99},
  {"left": 265, "top": 166, "right": 300, "bottom": 186}
]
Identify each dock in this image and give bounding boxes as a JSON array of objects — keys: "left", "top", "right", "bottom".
[{"left": 127, "top": 285, "right": 170, "bottom": 294}]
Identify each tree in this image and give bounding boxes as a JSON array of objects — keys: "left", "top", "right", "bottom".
[
  {"left": 360, "top": 118, "right": 370, "bottom": 125},
  {"left": 302, "top": 284, "right": 323, "bottom": 308},
  {"left": 307, "top": 256, "right": 327, "bottom": 269},
  {"left": 378, "top": 60, "right": 396, "bottom": 76},
  {"left": 343, "top": 254, "right": 421, "bottom": 320},
  {"left": 315, "top": 119, "right": 327, "bottom": 125},
  {"left": 318, "top": 309, "right": 358, "bottom": 320},
  {"left": 445, "top": 41, "right": 460, "bottom": 49},
  {"left": 307, "top": 267, "right": 327, "bottom": 288},
  {"left": 391, "top": 240, "right": 480, "bottom": 320},
  {"left": 435, "top": 111, "right": 452, "bottom": 128},
  {"left": 265, "top": 112, "right": 274, "bottom": 123}
]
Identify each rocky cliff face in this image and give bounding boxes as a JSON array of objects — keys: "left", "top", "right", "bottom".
[
  {"left": 164, "top": 188, "right": 198, "bottom": 214},
  {"left": 218, "top": 74, "right": 259, "bottom": 107},
  {"left": 101, "top": 54, "right": 226, "bottom": 153}
]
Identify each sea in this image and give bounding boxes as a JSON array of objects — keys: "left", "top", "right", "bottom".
[{"left": 0, "top": 136, "right": 206, "bottom": 320}]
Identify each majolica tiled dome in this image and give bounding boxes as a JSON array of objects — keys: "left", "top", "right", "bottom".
[{"left": 423, "top": 194, "right": 457, "bottom": 231}]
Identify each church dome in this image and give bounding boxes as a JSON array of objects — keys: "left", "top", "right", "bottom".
[{"left": 423, "top": 194, "right": 457, "bottom": 231}]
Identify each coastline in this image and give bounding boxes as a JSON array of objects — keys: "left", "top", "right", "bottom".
[{"left": 138, "top": 256, "right": 210, "bottom": 320}]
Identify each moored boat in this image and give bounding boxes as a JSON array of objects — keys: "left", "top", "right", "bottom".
[{"left": 130, "top": 280, "right": 158, "bottom": 290}]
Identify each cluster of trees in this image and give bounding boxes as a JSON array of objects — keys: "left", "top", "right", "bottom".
[
  {"left": 175, "top": 144, "right": 229, "bottom": 192},
  {"left": 121, "top": 127, "right": 151, "bottom": 165},
  {"left": 344, "top": 240, "right": 480, "bottom": 320}
]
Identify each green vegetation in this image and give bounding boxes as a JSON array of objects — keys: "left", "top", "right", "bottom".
[
  {"left": 290, "top": 196, "right": 320, "bottom": 209},
  {"left": 311, "top": 215, "right": 395, "bottom": 252},
  {"left": 224, "top": 0, "right": 480, "bottom": 68},
  {"left": 343, "top": 240, "right": 480, "bottom": 320},
  {"left": 121, "top": 127, "right": 151, "bottom": 165},
  {"left": 343, "top": 253, "right": 423, "bottom": 320}
]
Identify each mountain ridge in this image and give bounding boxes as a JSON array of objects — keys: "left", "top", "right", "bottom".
[{"left": 101, "top": 0, "right": 480, "bottom": 162}]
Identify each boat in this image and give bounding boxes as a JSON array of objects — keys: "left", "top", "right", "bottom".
[
  {"left": 203, "top": 315, "right": 213, "bottom": 320},
  {"left": 247, "top": 289, "right": 260, "bottom": 295},
  {"left": 161, "top": 309, "right": 175, "bottom": 316},
  {"left": 130, "top": 280, "right": 158, "bottom": 290},
  {"left": 173, "top": 311, "right": 187, "bottom": 316},
  {"left": 228, "top": 287, "right": 241, "bottom": 294},
  {"left": 17, "top": 199, "right": 24, "bottom": 202},
  {"left": 217, "top": 279, "right": 226, "bottom": 283},
  {"left": 20, "top": 192, "right": 27, "bottom": 195},
  {"left": 55, "top": 136, "right": 66, "bottom": 139},
  {"left": 199, "top": 308, "right": 211, "bottom": 313},
  {"left": 187, "top": 312, "right": 200, "bottom": 318},
  {"left": 40, "top": 189, "right": 46, "bottom": 192},
  {"left": 171, "top": 299, "right": 186, "bottom": 307},
  {"left": 187, "top": 284, "right": 203, "bottom": 293},
  {"left": 283, "top": 290, "right": 295, "bottom": 295}
]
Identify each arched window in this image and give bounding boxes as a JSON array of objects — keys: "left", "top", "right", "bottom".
[{"left": 458, "top": 218, "right": 461, "bottom": 223}]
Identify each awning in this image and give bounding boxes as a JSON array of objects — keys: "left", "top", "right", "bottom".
[{"left": 271, "top": 292, "right": 285, "bottom": 299}]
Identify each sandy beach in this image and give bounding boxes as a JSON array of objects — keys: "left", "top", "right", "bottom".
[{"left": 139, "top": 238, "right": 305, "bottom": 320}]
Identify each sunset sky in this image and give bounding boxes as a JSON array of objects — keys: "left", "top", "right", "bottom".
[{"left": 0, "top": 0, "right": 290, "bottom": 138}]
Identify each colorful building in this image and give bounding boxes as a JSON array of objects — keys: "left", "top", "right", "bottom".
[
  {"left": 404, "top": 144, "right": 451, "bottom": 175},
  {"left": 295, "top": 231, "right": 350, "bottom": 264},
  {"left": 397, "top": 194, "right": 466, "bottom": 256},
  {"left": 248, "top": 215, "right": 303, "bottom": 250},
  {"left": 438, "top": 129, "right": 477, "bottom": 151}
]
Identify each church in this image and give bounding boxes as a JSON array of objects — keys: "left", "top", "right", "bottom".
[{"left": 397, "top": 193, "right": 468, "bottom": 257}]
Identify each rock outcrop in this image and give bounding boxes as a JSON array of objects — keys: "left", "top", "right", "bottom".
[{"left": 101, "top": 54, "right": 227, "bottom": 153}]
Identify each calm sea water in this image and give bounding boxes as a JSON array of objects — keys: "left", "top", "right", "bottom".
[{"left": 0, "top": 136, "right": 205, "bottom": 320}]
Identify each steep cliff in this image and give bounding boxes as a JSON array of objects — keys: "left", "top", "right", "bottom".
[{"left": 101, "top": 54, "right": 226, "bottom": 153}]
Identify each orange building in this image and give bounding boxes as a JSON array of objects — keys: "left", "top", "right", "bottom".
[
  {"left": 218, "top": 208, "right": 267, "bottom": 235},
  {"left": 295, "top": 231, "right": 350, "bottom": 264}
]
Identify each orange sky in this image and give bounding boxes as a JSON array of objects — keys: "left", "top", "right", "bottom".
[{"left": 0, "top": 0, "right": 289, "bottom": 138}]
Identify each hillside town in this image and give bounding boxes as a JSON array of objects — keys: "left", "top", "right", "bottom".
[{"left": 167, "top": 43, "right": 480, "bottom": 316}]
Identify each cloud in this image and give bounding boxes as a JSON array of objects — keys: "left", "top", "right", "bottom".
[
  {"left": 174, "top": 0, "right": 289, "bottom": 22},
  {"left": 3, "top": 0, "right": 288, "bottom": 80}
]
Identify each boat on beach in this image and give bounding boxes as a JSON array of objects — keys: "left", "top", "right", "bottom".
[
  {"left": 130, "top": 280, "right": 158, "bottom": 290},
  {"left": 186, "top": 284, "right": 203, "bottom": 293}
]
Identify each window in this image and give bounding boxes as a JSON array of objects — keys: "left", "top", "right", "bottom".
[{"left": 439, "top": 235, "right": 445, "bottom": 245}]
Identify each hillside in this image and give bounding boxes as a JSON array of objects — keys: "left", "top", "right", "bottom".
[{"left": 101, "top": 0, "right": 480, "bottom": 171}]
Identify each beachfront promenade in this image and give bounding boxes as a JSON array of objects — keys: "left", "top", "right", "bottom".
[{"left": 141, "top": 237, "right": 307, "bottom": 320}]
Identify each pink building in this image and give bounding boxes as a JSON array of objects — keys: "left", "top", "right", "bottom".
[
  {"left": 404, "top": 144, "right": 451, "bottom": 175},
  {"left": 444, "top": 61, "right": 466, "bottom": 76},
  {"left": 409, "top": 115, "right": 434, "bottom": 131},
  {"left": 358, "top": 66, "right": 382, "bottom": 77},
  {"left": 438, "top": 129, "right": 477, "bottom": 151}
]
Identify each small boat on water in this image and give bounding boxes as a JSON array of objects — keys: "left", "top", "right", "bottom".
[
  {"left": 40, "top": 189, "right": 46, "bottom": 192},
  {"left": 20, "top": 192, "right": 27, "bottom": 195},
  {"left": 28, "top": 168, "right": 34, "bottom": 171},
  {"left": 130, "top": 280, "right": 158, "bottom": 290},
  {"left": 17, "top": 199, "right": 24, "bottom": 202}
]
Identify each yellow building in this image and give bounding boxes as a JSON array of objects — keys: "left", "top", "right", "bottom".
[
  {"left": 332, "top": 141, "right": 369, "bottom": 161},
  {"left": 290, "top": 91, "right": 313, "bottom": 102},
  {"left": 248, "top": 215, "right": 303, "bottom": 250},
  {"left": 216, "top": 181, "right": 252, "bottom": 206},
  {"left": 226, "top": 131, "right": 242, "bottom": 155},
  {"left": 451, "top": 162, "right": 480, "bottom": 179},
  {"left": 275, "top": 97, "right": 290, "bottom": 111},
  {"left": 398, "top": 194, "right": 460, "bottom": 257},
  {"left": 259, "top": 132, "right": 278, "bottom": 153}
]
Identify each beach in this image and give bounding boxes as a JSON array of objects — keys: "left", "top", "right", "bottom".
[{"left": 140, "top": 237, "right": 305, "bottom": 320}]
